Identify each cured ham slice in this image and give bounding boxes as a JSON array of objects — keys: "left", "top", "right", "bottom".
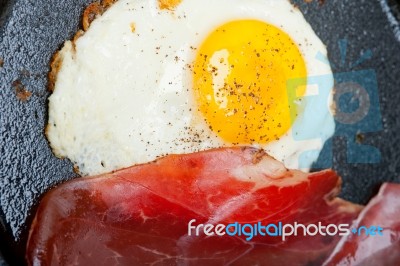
[
  {"left": 26, "top": 147, "right": 361, "bottom": 265},
  {"left": 323, "top": 183, "right": 400, "bottom": 266}
]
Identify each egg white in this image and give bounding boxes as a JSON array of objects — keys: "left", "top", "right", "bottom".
[{"left": 47, "top": 0, "right": 334, "bottom": 175}]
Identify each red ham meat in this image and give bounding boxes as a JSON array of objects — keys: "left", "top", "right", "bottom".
[
  {"left": 323, "top": 183, "right": 400, "bottom": 266},
  {"left": 26, "top": 147, "right": 361, "bottom": 266}
]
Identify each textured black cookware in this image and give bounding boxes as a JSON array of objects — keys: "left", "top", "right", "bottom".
[{"left": 1, "top": 0, "right": 400, "bottom": 265}]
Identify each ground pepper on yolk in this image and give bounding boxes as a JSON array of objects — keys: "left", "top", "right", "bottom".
[{"left": 193, "top": 19, "right": 307, "bottom": 144}]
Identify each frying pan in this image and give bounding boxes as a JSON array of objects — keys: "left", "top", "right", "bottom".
[{"left": 1, "top": 0, "right": 400, "bottom": 265}]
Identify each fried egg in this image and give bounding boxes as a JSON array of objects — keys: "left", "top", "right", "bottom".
[{"left": 47, "top": 0, "right": 334, "bottom": 175}]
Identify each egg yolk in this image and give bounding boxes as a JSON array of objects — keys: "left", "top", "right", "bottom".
[{"left": 193, "top": 20, "right": 307, "bottom": 144}]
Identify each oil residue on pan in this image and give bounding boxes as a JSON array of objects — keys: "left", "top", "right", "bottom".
[{"left": 0, "top": 0, "right": 400, "bottom": 265}]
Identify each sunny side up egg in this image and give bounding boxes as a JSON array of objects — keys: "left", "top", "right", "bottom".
[{"left": 47, "top": 0, "right": 334, "bottom": 176}]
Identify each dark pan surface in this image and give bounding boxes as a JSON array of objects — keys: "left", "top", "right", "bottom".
[{"left": 1, "top": 0, "right": 400, "bottom": 265}]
